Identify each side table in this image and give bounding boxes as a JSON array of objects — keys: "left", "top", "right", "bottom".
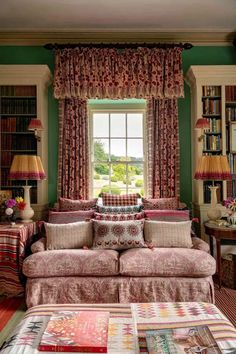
[
  {"left": 204, "top": 222, "right": 236, "bottom": 289},
  {"left": 0, "top": 222, "right": 38, "bottom": 297}
]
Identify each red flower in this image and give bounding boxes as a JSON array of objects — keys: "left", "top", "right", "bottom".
[{"left": 17, "top": 201, "right": 26, "bottom": 210}]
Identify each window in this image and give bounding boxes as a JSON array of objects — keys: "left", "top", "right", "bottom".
[{"left": 89, "top": 101, "right": 146, "bottom": 198}]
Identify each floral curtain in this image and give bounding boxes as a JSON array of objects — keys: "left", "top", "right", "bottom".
[
  {"left": 146, "top": 98, "right": 180, "bottom": 198},
  {"left": 57, "top": 98, "right": 89, "bottom": 199},
  {"left": 54, "top": 47, "right": 184, "bottom": 100}
]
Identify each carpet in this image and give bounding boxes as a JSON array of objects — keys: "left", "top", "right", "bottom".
[{"left": 0, "top": 286, "right": 236, "bottom": 348}]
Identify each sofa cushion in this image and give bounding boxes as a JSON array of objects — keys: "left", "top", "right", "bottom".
[
  {"left": 144, "top": 220, "right": 193, "bottom": 248},
  {"left": 97, "top": 205, "right": 142, "bottom": 214},
  {"left": 23, "top": 249, "right": 119, "bottom": 277},
  {"left": 48, "top": 210, "right": 94, "bottom": 224},
  {"left": 101, "top": 192, "right": 140, "bottom": 206},
  {"left": 59, "top": 197, "right": 97, "bottom": 211},
  {"left": 93, "top": 220, "right": 146, "bottom": 250},
  {"left": 94, "top": 212, "right": 144, "bottom": 221},
  {"left": 45, "top": 221, "right": 93, "bottom": 250},
  {"left": 144, "top": 209, "right": 190, "bottom": 221},
  {"left": 119, "top": 248, "right": 216, "bottom": 277},
  {"left": 142, "top": 197, "right": 179, "bottom": 210}
]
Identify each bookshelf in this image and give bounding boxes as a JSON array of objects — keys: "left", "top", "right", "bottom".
[
  {"left": 0, "top": 65, "right": 52, "bottom": 219},
  {"left": 185, "top": 66, "right": 236, "bottom": 237}
]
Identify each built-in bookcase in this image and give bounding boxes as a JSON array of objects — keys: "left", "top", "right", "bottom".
[
  {"left": 0, "top": 65, "right": 52, "bottom": 219},
  {"left": 185, "top": 66, "right": 236, "bottom": 237}
]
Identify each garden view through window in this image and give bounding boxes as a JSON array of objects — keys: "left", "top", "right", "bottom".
[{"left": 91, "top": 108, "right": 145, "bottom": 197}]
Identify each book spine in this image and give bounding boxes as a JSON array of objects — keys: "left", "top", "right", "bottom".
[{"left": 38, "top": 345, "right": 107, "bottom": 353}]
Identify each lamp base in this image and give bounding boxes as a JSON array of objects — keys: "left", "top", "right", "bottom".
[
  {"left": 207, "top": 185, "right": 221, "bottom": 221},
  {"left": 20, "top": 186, "right": 34, "bottom": 223}
]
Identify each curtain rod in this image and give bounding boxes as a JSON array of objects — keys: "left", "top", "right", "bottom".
[{"left": 44, "top": 42, "right": 193, "bottom": 50}]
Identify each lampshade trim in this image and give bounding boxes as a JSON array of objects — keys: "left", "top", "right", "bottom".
[{"left": 9, "top": 171, "right": 46, "bottom": 180}]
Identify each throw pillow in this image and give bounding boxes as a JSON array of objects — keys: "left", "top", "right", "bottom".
[
  {"left": 48, "top": 210, "right": 94, "bottom": 224},
  {"left": 142, "top": 197, "right": 179, "bottom": 210},
  {"left": 93, "top": 220, "right": 146, "bottom": 250},
  {"left": 97, "top": 205, "right": 142, "bottom": 214},
  {"left": 94, "top": 212, "right": 144, "bottom": 221},
  {"left": 101, "top": 193, "right": 140, "bottom": 206},
  {"left": 59, "top": 197, "right": 97, "bottom": 211},
  {"left": 144, "top": 209, "right": 190, "bottom": 221},
  {"left": 45, "top": 221, "right": 93, "bottom": 250},
  {"left": 144, "top": 220, "right": 193, "bottom": 248}
]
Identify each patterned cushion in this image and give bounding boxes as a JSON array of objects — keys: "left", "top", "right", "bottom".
[
  {"left": 45, "top": 221, "right": 93, "bottom": 250},
  {"left": 101, "top": 193, "right": 139, "bottom": 206},
  {"left": 59, "top": 197, "right": 97, "bottom": 211},
  {"left": 142, "top": 197, "right": 179, "bottom": 210},
  {"left": 97, "top": 205, "right": 142, "bottom": 214},
  {"left": 48, "top": 210, "right": 94, "bottom": 224},
  {"left": 93, "top": 220, "right": 146, "bottom": 250},
  {"left": 144, "top": 209, "right": 189, "bottom": 221},
  {"left": 94, "top": 212, "right": 144, "bottom": 221},
  {"left": 144, "top": 220, "right": 193, "bottom": 248}
]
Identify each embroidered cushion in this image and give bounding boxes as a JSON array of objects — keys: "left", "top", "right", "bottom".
[
  {"left": 94, "top": 212, "right": 144, "bottom": 221},
  {"left": 45, "top": 221, "right": 93, "bottom": 250},
  {"left": 101, "top": 193, "right": 140, "bottom": 206},
  {"left": 59, "top": 197, "right": 97, "bottom": 211},
  {"left": 48, "top": 210, "right": 94, "bottom": 224},
  {"left": 93, "top": 220, "right": 146, "bottom": 250},
  {"left": 97, "top": 205, "right": 142, "bottom": 214},
  {"left": 142, "top": 197, "right": 179, "bottom": 210},
  {"left": 144, "top": 220, "right": 193, "bottom": 248},
  {"left": 144, "top": 209, "right": 190, "bottom": 221}
]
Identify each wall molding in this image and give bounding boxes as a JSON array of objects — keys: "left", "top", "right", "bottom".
[{"left": 0, "top": 30, "right": 235, "bottom": 46}]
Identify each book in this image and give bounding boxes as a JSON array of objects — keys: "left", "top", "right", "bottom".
[
  {"left": 145, "top": 325, "right": 221, "bottom": 354},
  {"left": 38, "top": 310, "right": 110, "bottom": 352}
]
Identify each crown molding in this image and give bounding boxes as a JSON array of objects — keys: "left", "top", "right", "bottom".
[{"left": 0, "top": 30, "right": 234, "bottom": 46}]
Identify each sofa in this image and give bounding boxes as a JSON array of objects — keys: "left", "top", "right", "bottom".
[{"left": 23, "top": 234, "right": 216, "bottom": 308}]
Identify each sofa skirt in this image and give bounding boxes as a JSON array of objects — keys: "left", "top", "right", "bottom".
[{"left": 25, "top": 276, "right": 214, "bottom": 308}]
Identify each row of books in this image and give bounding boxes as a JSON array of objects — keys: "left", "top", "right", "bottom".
[
  {"left": 225, "top": 85, "right": 236, "bottom": 102},
  {"left": 228, "top": 153, "right": 236, "bottom": 174},
  {"left": 35, "top": 310, "right": 221, "bottom": 353},
  {"left": 1, "top": 116, "right": 33, "bottom": 132},
  {"left": 203, "top": 135, "right": 221, "bottom": 151},
  {"left": 227, "top": 179, "right": 236, "bottom": 200},
  {"left": 0, "top": 85, "right": 36, "bottom": 97},
  {"left": 204, "top": 118, "right": 221, "bottom": 133},
  {"left": 203, "top": 181, "right": 222, "bottom": 204},
  {"left": 202, "top": 85, "right": 221, "bottom": 97},
  {"left": 226, "top": 107, "right": 236, "bottom": 121},
  {"left": 202, "top": 98, "right": 221, "bottom": 115},
  {"left": 1, "top": 98, "right": 36, "bottom": 115},
  {"left": 1, "top": 134, "right": 37, "bottom": 150}
]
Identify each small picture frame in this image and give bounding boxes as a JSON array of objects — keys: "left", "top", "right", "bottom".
[
  {"left": 230, "top": 122, "right": 236, "bottom": 153},
  {"left": 0, "top": 190, "right": 12, "bottom": 206}
]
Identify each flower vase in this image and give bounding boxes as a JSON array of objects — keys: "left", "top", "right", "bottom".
[{"left": 228, "top": 212, "right": 236, "bottom": 227}]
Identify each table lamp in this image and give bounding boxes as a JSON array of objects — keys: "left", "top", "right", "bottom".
[
  {"left": 9, "top": 155, "right": 46, "bottom": 222},
  {"left": 194, "top": 155, "right": 231, "bottom": 221}
]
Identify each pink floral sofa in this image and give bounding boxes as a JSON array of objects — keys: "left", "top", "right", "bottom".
[{"left": 23, "top": 235, "right": 216, "bottom": 308}]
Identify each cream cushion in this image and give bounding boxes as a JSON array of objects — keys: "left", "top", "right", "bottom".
[
  {"left": 45, "top": 221, "right": 93, "bottom": 250},
  {"left": 144, "top": 220, "right": 193, "bottom": 248}
]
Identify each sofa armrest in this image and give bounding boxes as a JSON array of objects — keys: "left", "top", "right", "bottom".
[
  {"left": 191, "top": 237, "right": 210, "bottom": 253},
  {"left": 31, "top": 237, "right": 46, "bottom": 253}
]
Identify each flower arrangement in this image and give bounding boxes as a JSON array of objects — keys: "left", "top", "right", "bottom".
[
  {"left": 5, "top": 197, "right": 26, "bottom": 222},
  {"left": 223, "top": 198, "right": 236, "bottom": 214}
]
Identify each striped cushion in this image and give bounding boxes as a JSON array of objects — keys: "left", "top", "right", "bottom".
[
  {"left": 144, "top": 209, "right": 189, "bottom": 221},
  {"left": 59, "top": 198, "right": 97, "bottom": 211},
  {"left": 142, "top": 197, "right": 179, "bottom": 210},
  {"left": 101, "top": 193, "right": 140, "bottom": 206},
  {"left": 94, "top": 212, "right": 144, "bottom": 221},
  {"left": 48, "top": 210, "right": 94, "bottom": 224},
  {"left": 97, "top": 205, "right": 142, "bottom": 214}
]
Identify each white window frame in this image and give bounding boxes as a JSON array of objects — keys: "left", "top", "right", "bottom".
[{"left": 88, "top": 102, "right": 147, "bottom": 198}]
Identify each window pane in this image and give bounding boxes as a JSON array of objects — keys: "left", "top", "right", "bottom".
[
  {"left": 93, "top": 113, "right": 109, "bottom": 137},
  {"left": 128, "top": 163, "right": 144, "bottom": 195},
  {"left": 111, "top": 113, "right": 125, "bottom": 137},
  {"left": 127, "top": 139, "right": 143, "bottom": 161},
  {"left": 127, "top": 113, "right": 143, "bottom": 137},
  {"left": 111, "top": 163, "right": 127, "bottom": 193},
  {"left": 94, "top": 139, "right": 109, "bottom": 161},
  {"left": 111, "top": 139, "right": 126, "bottom": 161}
]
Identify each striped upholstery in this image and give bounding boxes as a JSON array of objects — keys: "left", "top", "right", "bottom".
[{"left": 48, "top": 210, "right": 94, "bottom": 224}]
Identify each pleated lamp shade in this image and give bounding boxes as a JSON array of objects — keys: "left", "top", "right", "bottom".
[
  {"left": 9, "top": 155, "right": 46, "bottom": 180},
  {"left": 194, "top": 155, "right": 231, "bottom": 181},
  {"left": 28, "top": 119, "right": 43, "bottom": 131},
  {"left": 195, "top": 118, "right": 210, "bottom": 129}
]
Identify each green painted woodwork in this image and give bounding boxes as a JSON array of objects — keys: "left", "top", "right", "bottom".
[{"left": 0, "top": 46, "right": 235, "bottom": 205}]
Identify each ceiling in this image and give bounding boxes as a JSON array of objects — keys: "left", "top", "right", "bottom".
[{"left": 0, "top": 0, "right": 236, "bottom": 45}]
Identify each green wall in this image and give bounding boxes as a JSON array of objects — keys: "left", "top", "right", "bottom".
[{"left": 0, "top": 46, "right": 235, "bottom": 205}]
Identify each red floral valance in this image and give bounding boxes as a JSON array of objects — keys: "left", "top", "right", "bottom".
[{"left": 54, "top": 47, "right": 184, "bottom": 99}]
